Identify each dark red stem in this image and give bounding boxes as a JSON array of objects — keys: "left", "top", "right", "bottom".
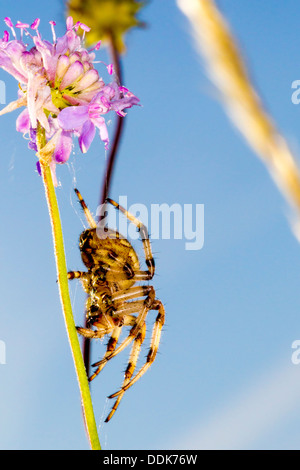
[{"left": 83, "top": 32, "right": 125, "bottom": 376}]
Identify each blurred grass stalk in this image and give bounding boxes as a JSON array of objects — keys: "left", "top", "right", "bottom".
[{"left": 177, "top": 0, "right": 300, "bottom": 233}]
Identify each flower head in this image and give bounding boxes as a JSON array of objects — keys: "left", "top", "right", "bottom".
[
  {"left": 0, "top": 16, "right": 139, "bottom": 183},
  {"left": 67, "top": 0, "right": 145, "bottom": 53}
]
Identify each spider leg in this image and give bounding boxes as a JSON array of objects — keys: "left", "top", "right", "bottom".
[
  {"left": 111, "top": 285, "right": 153, "bottom": 302},
  {"left": 76, "top": 325, "right": 113, "bottom": 339},
  {"left": 90, "top": 288, "right": 155, "bottom": 375},
  {"left": 89, "top": 323, "right": 123, "bottom": 381},
  {"left": 89, "top": 303, "right": 145, "bottom": 372},
  {"left": 67, "top": 271, "right": 87, "bottom": 280},
  {"left": 77, "top": 307, "right": 116, "bottom": 339},
  {"left": 129, "top": 287, "right": 155, "bottom": 337},
  {"left": 89, "top": 311, "right": 141, "bottom": 376},
  {"left": 108, "top": 300, "right": 165, "bottom": 399},
  {"left": 105, "top": 322, "right": 146, "bottom": 422},
  {"left": 74, "top": 188, "right": 97, "bottom": 229},
  {"left": 106, "top": 198, "right": 155, "bottom": 280},
  {"left": 114, "top": 300, "right": 149, "bottom": 317},
  {"left": 95, "top": 267, "right": 154, "bottom": 283}
]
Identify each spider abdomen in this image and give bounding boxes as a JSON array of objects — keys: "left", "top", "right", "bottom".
[{"left": 79, "top": 227, "right": 140, "bottom": 292}]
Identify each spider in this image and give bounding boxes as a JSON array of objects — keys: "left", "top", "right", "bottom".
[{"left": 67, "top": 189, "right": 165, "bottom": 422}]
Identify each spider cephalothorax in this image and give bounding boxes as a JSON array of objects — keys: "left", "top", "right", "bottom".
[{"left": 68, "top": 189, "right": 165, "bottom": 422}]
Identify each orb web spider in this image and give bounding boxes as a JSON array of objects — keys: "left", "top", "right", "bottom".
[{"left": 67, "top": 189, "right": 165, "bottom": 422}]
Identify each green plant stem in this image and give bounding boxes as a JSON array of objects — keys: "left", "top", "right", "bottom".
[{"left": 37, "top": 130, "right": 101, "bottom": 450}]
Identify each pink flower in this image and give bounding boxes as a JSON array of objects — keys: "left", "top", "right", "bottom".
[
  {"left": 0, "top": 17, "right": 104, "bottom": 126},
  {"left": 0, "top": 16, "right": 139, "bottom": 183},
  {"left": 58, "top": 83, "right": 140, "bottom": 152}
]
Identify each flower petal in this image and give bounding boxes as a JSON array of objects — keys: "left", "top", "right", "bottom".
[
  {"left": 58, "top": 105, "right": 89, "bottom": 130},
  {"left": 16, "top": 108, "right": 30, "bottom": 133},
  {"left": 111, "top": 93, "right": 140, "bottom": 116},
  {"left": 36, "top": 160, "right": 41, "bottom": 176},
  {"left": 33, "top": 37, "right": 57, "bottom": 85},
  {"left": 53, "top": 130, "right": 73, "bottom": 163},
  {"left": 50, "top": 160, "right": 58, "bottom": 187},
  {"left": 55, "top": 54, "right": 70, "bottom": 84},
  {"left": 71, "top": 69, "right": 100, "bottom": 93},
  {"left": 0, "top": 95, "right": 27, "bottom": 117},
  {"left": 37, "top": 130, "right": 62, "bottom": 165},
  {"left": 79, "top": 120, "right": 95, "bottom": 153},
  {"left": 59, "top": 60, "right": 84, "bottom": 91},
  {"left": 92, "top": 116, "right": 109, "bottom": 150},
  {"left": 0, "top": 59, "right": 26, "bottom": 83}
]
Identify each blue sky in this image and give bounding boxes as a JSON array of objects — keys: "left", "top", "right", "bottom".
[{"left": 1, "top": 0, "right": 300, "bottom": 450}]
